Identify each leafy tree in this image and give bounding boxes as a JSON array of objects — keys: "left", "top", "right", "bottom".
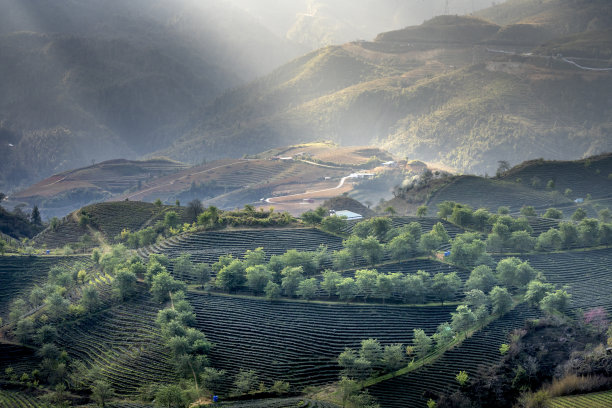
[
  {"left": 600, "top": 223, "right": 612, "bottom": 246},
  {"left": 215, "top": 260, "right": 246, "bottom": 292},
  {"left": 559, "top": 222, "right": 579, "bottom": 248},
  {"left": 151, "top": 272, "right": 186, "bottom": 303},
  {"left": 9, "top": 298, "right": 27, "bottom": 323},
  {"left": 536, "top": 228, "right": 562, "bottom": 251},
  {"left": 403, "top": 273, "right": 428, "bottom": 304},
  {"left": 333, "top": 249, "right": 353, "bottom": 270},
  {"left": 270, "top": 380, "right": 290, "bottom": 395},
  {"left": 382, "top": 343, "right": 405, "bottom": 371},
  {"left": 321, "top": 270, "right": 342, "bottom": 298},
  {"left": 339, "top": 376, "right": 360, "bottom": 407},
  {"left": 164, "top": 211, "right": 180, "bottom": 229},
  {"left": 281, "top": 266, "right": 304, "bottom": 297},
  {"left": 264, "top": 281, "right": 281, "bottom": 300},
  {"left": 360, "top": 338, "right": 383, "bottom": 367},
  {"left": 497, "top": 206, "right": 510, "bottom": 215},
  {"left": 450, "top": 205, "right": 473, "bottom": 227},
  {"left": 45, "top": 292, "right": 69, "bottom": 320},
  {"left": 296, "top": 278, "right": 318, "bottom": 300},
  {"left": 417, "top": 205, "right": 428, "bottom": 217},
  {"left": 431, "top": 272, "right": 461, "bottom": 305},
  {"left": 233, "top": 369, "right": 259, "bottom": 394},
  {"left": 449, "top": 233, "right": 486, "bottom": 269},
  {"left": 361, "top": 236, "right": 384, "bottom": 265},
  {"left": 376, "top": 273, "right": 393, "bottom": 303},
  {"left": 419, "top": 232, "right": 441, "bottom": 254},
  {"left": 437, "top": 201, "right": 455, "bottom": 219},
  {"left": 496, "top": 257, "right": 522, "bottom": 288},
  {"left": 520, "top": 206, "right": 536, "bottom": 217},
  {"left": 578, "top": 218, "right": 600, "bottom": 247},
  {"left": 540, "top": 290, "right": 571, "bottom": 315},
  {"left": 321, "top": 215, "right": 348, "bottom": 235},
  {"left": 194, "top": 263, "right": 211, "bottom": 289},
  {"left": 302, "top": 210, "right": 323, "bottom": 226},
  {"left": 432, "top": 322, "right": 454, "bottom": 347},
  {"left": 173, "top": 254, "right": 194, "bottom": 281},
  {"left": 524, "top": 281, "right": 555, "bottom": 307},
  {"left": 571, "top": 208, "right": 587, "bottom": 222},
  {"left": 451, "top": 305, "right": 476, "bottom": 335},
  {"left": 496, "top": 160, "right": 511, "bottom": 176},
  {"left": 198, "top": 206, "right": 220, "bottom": 228},
  {"left": 543, "top": 208, "right": 563, "bottom": 219},
  {"left": 355, "top": 269, "right": 379, "bottom": 302},
  {"left": 336, "top": 278, "right": 357, "bottom": 302},
  {"left": 200, "top": 367, "right": 226, "bottom": 396},
  {"left": 386, "top": 233, "right": 417, "bottom": 261},
  {"left": 15, "top": 317, "right": 34, "bottom": 344},
  {"left": 456, "top": 371, "right": 469, "bottom": 387},
  {"left": 464, "top": 289, "right": 488, "bottom": 310},
  {"left": 472, "top": 208, "right": 491, "bottom": 231},
  {"left": 243, "top": 247, "right": 266, "bottom": 267},
  {"left": 510, "top": 231, "right": 535, "bottom": 252},
  {"left": 31, "top": 205, "right": 42, "bottom": 225},
  {"left": 465, "top": 265, "right": 497, "bottom": 293},
  {"left": 34, "top": 325, "right": 58, "bottom": 346},
  {"left": 412, "top": 329, "right": 432, "bottom": 358},
  {"left": 489, "top": 286, "right": 513, "bottom": 315},
  {"left": 112, "top": 269, "right": 138, "bottom": 301},
  {"left": 91, "top": 380, "right": 115, "bottom": 407},
  {"left": 81, "top": 286, "right": 100, "bottom": 314},
  {"left": 0, "top": 239, "right": 5, "bottom": 255},
  {"left": 598, "top": 208, "right": 612, "bottom": 223},
  {"left": 245, "top": 265, "right": 273, "bottom": 294},
  {"left": 186, "top": 199, "right": 203, "bottom": 222},
  {"left": 155, "top": 384, "right": 188, "bottom": 408}
]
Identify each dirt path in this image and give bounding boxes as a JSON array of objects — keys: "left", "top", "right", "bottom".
[{"left": 265, "top": 175, "right": 351, "bottom": 204}]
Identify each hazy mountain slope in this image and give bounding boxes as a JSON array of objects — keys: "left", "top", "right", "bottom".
[
  {"left": 0, "top": 0, "right": 302, "bottom": 192},
  {"left": 161, "top": 9, "right": 612, "bottom": 175}
]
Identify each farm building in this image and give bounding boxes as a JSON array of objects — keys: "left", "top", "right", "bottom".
[
  {"left": 330, "top": 210, "right": 363, "bottom": 220},
  {"left": 348, "top": 172, "right": 375, "bottom": 179}
]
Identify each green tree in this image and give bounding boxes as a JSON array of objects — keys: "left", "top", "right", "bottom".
[
  {"left": 186, "top": 199, "right": 203, "bottom": 222},
  {"left": 465, "top": 265, "right": 497, "bottom": 293},
  {"left": 559, "top": 222, "right": 579, "bottom": 248},
  {"left": 543, "top": 208, "right": 563, "bottom": 219},
  {"left": 497, "top": 206, "right": 510, "bottom": 215},
  {"left": 245, "top": 265, "right": 273, "bottom": 294},
  {"left": 376, "top": 273, "right": 393, "bottom": 303},
  {"left": 233, "top": 369, "right": 259, "bottom": 395},
  {"left": 45, "top": 292, "right": 69, "bottom": 320},
  {"left": 520, "top": 206, "right": 536, "bottom": 217},
  {"left": 243, "top": 247, "right": 266, "bottom": 267},
  {"left": 360, "top": 338, "right": 383, "bottom": 367},
  {"left": 464, "top": 289, "right": 488, "bottom": 310},
  {"left": 91, "top": 380, "right": 115, "bottom": 407},
  {"left": 321, "top": 270, "right": 342, "bottom": 298},
  {"left": 472, "top": 208, "right": 491, "bottom": 231},
  {"left": 34, "top": 325, "right": 58, "bottom": 346},
  {"left": 321, "top": 215, "right": 348, "bottom": 235},
  {"left": 437, "top": 201, "right": 455, "bottom": 219},
  {"left": 333, "top": 249, "right": 353, "bottom": 270},
  {"left": 449, "top": 233, "right": 486, "bottom": 269},
  {"left": 571, "top": 208, "right": 587, "bottom": 222},
  {"left": 81, "top": 286, "right": 100, "bottom": 314},
  {"left": 412, "top": 329, "right": 432, "bottom": 358},
  {"left": 200, "top": 367, "right": 226, "bottom": 397},
  {"left": 382, "top": 344, "right": 405, "bottom": 371},
  {"left": 31, "top": 205, "right": 42, "bottom": 225},
  {"left": 296, "top": 278, "right": 318, "bottom": 300},
  {"left": 15, "top": 317, "right": 34, "bottom": 344},
  {"left": 336, "top": 278, "right": 357, "bottom": 302},
  {"left": 456, "top": 371, "right": 469, "bottom": 386},
  {"left": 496, "top": 257, "right": 522, "bottom": 288},
  {"left": 355, "top": 269, "right": 379, "bottom": 301},
  {"left": 431, "top": 272, "right": 461, "bottom": 305},
  {"left": 524, "top": 280, "right": 554, "bottom": 307},
  {"left": 302, "top": 210, "right": 323, "bottom": 226},
  {"left": 540, "top": 290, "right": 571, "bottom": 315},
  {"left": 361, "top": 237, "right": 384, "bottom": 266},
  {"left": 215, "top": 260, "right": 246, "bottom": 292},
  {"left": 578, "top": 218, "right": 600, "bottom": 247},
  {"left": 194, "top": 263, "right": 211, "bottom": 289},
  {"left": 416, "top": 205, "right": 428, "bottom": 218},
  {"left": 155, "top": 384, "right": 188, "bottom": 408},
  {"left": 598, "top": 208, "right": 612, "bottom": 223},
  {"left": 536, "top": 229, "right": 562, "bottom": 251},
  {"left": 164, "top": 211, "right": 180, "bottom": 229},
  {"left": 510, "top": 231, "right": 535, "bottom": 252},
  {"left": 173, "top": 254, "right": 194, "bottom": 281},
  {"left": 151, "top": 272, "right": 186, "bottom": 303},
  {"left": 432, "top": 322, "right": 454, "bottom": 347},
  {"left": 281, "top": 266, "right": 304, "bottom": 297},
  {"left": 386, "top": 233, "right": 417, "bottom": 261},
  {"left": 450, "top": 205, "right": 473, "bottom": 227},
  {"left": 489, "top": 286, "right": 513, "bottom": 315},
  {"left": 600, "top": 223, "right": 612, "bottom": 246},
  {"left": 451, "top": 305, "right": 476, "bottom": 335},
  {"left": 264, "top": 281, "right": 281, "bottom": 300}
]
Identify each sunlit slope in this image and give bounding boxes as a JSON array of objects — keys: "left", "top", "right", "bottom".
[{"left": 165, "top": 13, "right": 612, "bottom": 175}]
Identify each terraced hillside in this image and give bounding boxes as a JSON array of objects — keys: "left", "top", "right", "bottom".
[
  {"left": 139, "top": 228, "right": 344, "bottom": 273},
  {"left": 189, "top": 293, "right": 455, "bottom": 390},
  {"left": 0, "top": 344, "right": 39, "bottom": 382},
  {"left": 0, "top": 255, "right": 89, "bottom": 321},
  {"left": 522, "top": 248, "right": 612, "bottom": 313},
  {"left": 55, "top": 293, "right": 176, "bottom": 396},
  {"left": 367, "top": 304, "right": 539, "bottom": 407},
  {"left": 548, "top": 390, "right": 612, "bottom": 408},
  {"left": 0, "top": 390, "right": 46, "bottom": 408},
  {"left": 427, "top": 176, "right": 572, "bottom": 214},
  {"left": 212, "top": 398, "right": 340, "bottom": 408}
]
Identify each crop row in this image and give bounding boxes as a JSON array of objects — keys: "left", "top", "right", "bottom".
[
  {"left": 0, "top": 344, "right": 39, "bottom": 381},
  {"left": 0, "top": 255, "right": 90, "bottom": 321},
  {"left": 0, "top": 391, "right": 45, "bottom": 408},
  {"left": 548, "top": 390, "right": 612, "bottom": 408},
  {"left": 367, "top": 304, "right": 540, "bottom": 407},
  {"left": 85, "top": 202, "right": 162, "bottom": 241},
  {"left": 32, "top": 217, "right": 92, "bottom": 249},
  {"left": 521, "top": 248, "right": 612, "bottom": 313},
  {"left": 188, "top": 293, "right": 455, "bottom": 389},
  {"left": 140, "top": 228, "right": 344, "bottom": 270},
  {"left": 212, "top": 397, "right": 339, "bottom": 408},
  {"left": 55, "top": 294, "right": 176, "bottom": 396}
]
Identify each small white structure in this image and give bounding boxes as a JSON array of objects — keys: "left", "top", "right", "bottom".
[
  {"left": 348, "top": 172, "right": 375, "bottom": 179},
  {"left": 382, "top": 161, "right": 397, "bottom": 167},
  {"left": 331, "top": 210, "right": 363, "bottom": 220},
  {"left": 574, "top": 198, "right": 584, "bottom": 204},
  {"left": 279, "top": 157, "right": 294, "bottom": 161}
]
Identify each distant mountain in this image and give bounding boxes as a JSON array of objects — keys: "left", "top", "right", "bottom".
[
  {"left": 0, "top": 0, "right": 302, "bottom": 191},
  {"left": 161, "top": 1, "right": 612, "bottom": 176}
]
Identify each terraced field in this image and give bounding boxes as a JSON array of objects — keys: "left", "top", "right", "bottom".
[
  {"left": 139, "top": 228, "right": 344, "bottom": 274},
  {"left": 0, "top": 255, "right": 90, "bottom": 322},
  {"left": 211, "top": 398, "right": 340, "bottom": 408},
  {"left": 55, "top": 293, "right": 176, "bottom": 396},
  {"left": 427, "top": 176, "right": 571, "bottom": 215},
  {"left": 367, "top": 304, "right": 539, "bottom": 407},
  {"left": 548, "top": 390, "right": 612, "bottom": 408},
  {"left": 32, "top": 216, "right": 92, "bottom": 249},
  {"left": 522, "top": 248, "right": 612, "bottom": 313},
  {"left": 189, "top": 293, "right": 455, "bottom": 390},
  {"left": 0, "top": 390, "right": 46, "bottom": 408},
  {"left": 0, "top": 344, "right": 39, "bottom": 382}
]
